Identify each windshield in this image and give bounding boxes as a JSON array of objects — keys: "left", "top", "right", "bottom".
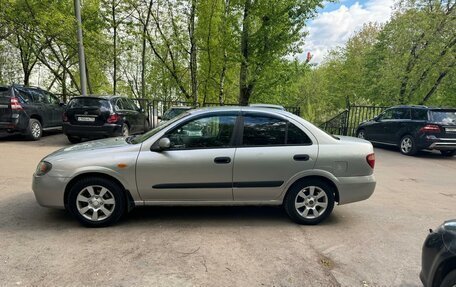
[
  {"left": 162, "top": 108, "right": 189, "bottom": 121},
  {"left": 130, "top": 112, "right": 190, "bottom": 144},
  {"left": 430, "top": 110, "right": 456, "bottom": 125}
]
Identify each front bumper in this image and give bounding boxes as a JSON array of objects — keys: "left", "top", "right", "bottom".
[
  {"left": 32, "top": 174, "right": 69, "bottom": 209},
  {"left": 63, "top": 122, "right": 122, "bottom": 138},
  {"left": 337, "top": 174, "right": 376, "bottom": 205}
]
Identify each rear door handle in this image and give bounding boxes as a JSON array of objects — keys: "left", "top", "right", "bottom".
[
  {"left": 214, "top": 157, "right": 231, "bottom": 164},
  {"left": 293, "top": 154, "right": 310, "bottom": 161}
]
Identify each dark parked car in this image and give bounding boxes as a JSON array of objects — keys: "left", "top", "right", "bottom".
[
  {"left": 63, "top": 96, "right": 149, "bottom": 143},
  {"left": 0, "top": 85, "right": 64, "bottom": 140},
  {"left": 356, "top": 105, "right": 456, "bottom": 156},
  {"left": 421, "top": 220, "right": 456, "bottom": 287}
]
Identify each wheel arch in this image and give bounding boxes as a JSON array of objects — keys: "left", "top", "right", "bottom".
[
  {"left": 64, "top": 172, "right": 135, "bottom": 210},
  {"left": 432, "top": 257, "right": 456, "bottom": 287},
  {"left": 29, "top": 114, "right": 43, "bottom": 124},
  {"left": 283, "top": 175, "right": 340, "bottom": 204}
]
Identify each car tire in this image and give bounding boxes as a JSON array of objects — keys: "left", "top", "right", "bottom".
[
  {"left": 440, "top": 269, "right": 456, "bottom": 287},
  {"left": 67, "top": 177, "right": 126, "bottom": 227},
  {"left": 356, "top": 129, "right": 366, "bottom": 139},
  {"left": 67, "top": 136, "right": 82, "bottom": 144},
  {"left": 399, "top": 135, "right": 418, "bottom": 156},
  {"left": 25, "top": 119, "right": 42, "bottom": 141},
  {"left": 440, "top": 150, "right": 455, "bottom": 157},
  {"left": 284, "top": 179, "right": 335, "bottom": 225},
  {"left": 122, "top": 123, "right": 129, "bottom": 137}
]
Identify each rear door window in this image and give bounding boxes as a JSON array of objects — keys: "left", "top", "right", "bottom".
[
  {"left": 391, "top": 108, "right": 410, "bottom": 120},
  {"left": 30, "top": 89, "right": 49, "bottom": 104},
  {"left": 241, "top": 116, "right": 312, "bottom": 146}
]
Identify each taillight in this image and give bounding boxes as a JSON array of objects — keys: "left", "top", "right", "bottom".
[
  {"left": 62, "top": 112, "right": 68, "bottom": 122},
  {"left": 366, "top": 153, "right": 375, "bottom": 169},
  {"left": 10, "top": 97, "right": 23, "bottom": 110},
  {"left": 107, "top": 113, "right": 120, "bottom": 123},
  {"left": 419, "top": 124, "right": 440, "bottom": 133}
]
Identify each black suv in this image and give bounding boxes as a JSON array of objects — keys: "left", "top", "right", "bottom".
[
  {"left": 0, "top": 85, "right": 64, "bottom": 140},
  {"left": 356, "top": 105, "right": 456, "bottom": 156},
  {"left": 63, "top": 96, "right": 149, "bottom": 143}
]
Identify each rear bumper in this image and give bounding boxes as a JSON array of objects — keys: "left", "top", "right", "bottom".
[
  {"left": 0, "top": 114, "right": 28, "bottom": 132},
  {"left": 417, "top": 136, "right": 456, "bottom": 151},
  {"left": 32, "top": 174, "right": 69, "bottom": 209},
  {"left": 336, "top": 174, "right": 376, "bottom": 205},
  {"left": 63, "top": 122, "right": 122, "bottom": 138}
]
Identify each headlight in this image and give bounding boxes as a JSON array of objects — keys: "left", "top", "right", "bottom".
[{"left": 35, "top": 161, "right": 52, "bottom": 176}]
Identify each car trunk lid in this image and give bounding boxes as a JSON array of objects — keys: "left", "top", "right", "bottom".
[{"left": 66, "top": 97, "right": 112, "bottom": 126}]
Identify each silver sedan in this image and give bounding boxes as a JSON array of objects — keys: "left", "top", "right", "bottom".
[{"left": 32, "top": 107, "right": 376, "bottom": 227}]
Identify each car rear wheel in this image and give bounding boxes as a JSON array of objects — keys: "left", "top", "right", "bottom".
[
  {"left": 440, "top": 269, "right": 456, "bottom": 287},
  {"left": 122, "top": 124, "right": 129, "bottom": 137},
  {"left": 284, "top": 179, "right": 335, "bottom": 225},
  {"left": 357, "top": 129, "right": 366, "bottom": 139},
  {"left": 25, "top": 119, "right": 42, "bottom": 141},
  {"left": 67, "top": 136, "right": 82, "bottom": 144},
  {"left": 440, "top": 150, "right": 455, "bottom": 157},
  {"left": 400, "top": 135, "right": 418, "bottom": 156},
  {"left": 67, "top": 177, "right": 126, "bottom": 227}
]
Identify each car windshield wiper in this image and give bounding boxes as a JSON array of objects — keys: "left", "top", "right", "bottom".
[{"left": 125, "top": 135, "right": 138, "bottom": 144}]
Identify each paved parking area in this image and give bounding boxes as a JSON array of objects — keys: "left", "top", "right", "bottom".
[{"left": 0, "top": 133, "right": 454, "bottom": 286}]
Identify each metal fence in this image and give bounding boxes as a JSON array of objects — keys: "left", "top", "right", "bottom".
[{"left": 320, "top": 100, "right": 388, "bottom": 136}]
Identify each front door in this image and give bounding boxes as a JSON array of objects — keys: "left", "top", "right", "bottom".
[
  {"left": 136, "top": 113, "right": 238, "bottom": 201},
  {"left": 232, "top": 114, "right": 318, "bottom": 201}
]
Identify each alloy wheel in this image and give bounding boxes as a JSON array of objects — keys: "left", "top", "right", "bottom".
[
  {"left": 401, "top": 137, "right": 413, "bottom": 154},
  {"left": 31, "top": 122, "right": 41, "bottom": 139},
  {"left": 76, "top": 185, "right": 116, "bottom": 221},
  {"left": 294, "top": 186, "right": 328, "bottom": 219},
  {"left": 357, "top": 131, "right": 365, "bottom": 139}
]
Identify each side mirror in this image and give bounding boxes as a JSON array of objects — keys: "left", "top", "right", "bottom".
[
  {"left": 157, "top": 115, "right": 162, "bottom": 120},
  {"left": 59, "top": 101, "right": 66, "bottom": 107},
  {"left": 374, "top": 116, "right": 380, "bottom": 122},
  {"left": 151, "top": 137, "right": 171, "bottom": 152}
]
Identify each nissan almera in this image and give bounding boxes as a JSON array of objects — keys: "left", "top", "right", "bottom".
[{"left": 33, "top": 107, "right": 376, "bottom": 227}]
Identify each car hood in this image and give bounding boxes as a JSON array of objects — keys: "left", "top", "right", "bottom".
[{"left": 48, "top": 137, "right": 130, "bottom": 158}]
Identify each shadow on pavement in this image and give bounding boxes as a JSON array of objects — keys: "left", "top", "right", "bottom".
[
  {"left": 0, "top": 192, "right": 343, "bottom": 231},
  {"left": 373, "top": 144, "right": 455, "bottom": 160}
]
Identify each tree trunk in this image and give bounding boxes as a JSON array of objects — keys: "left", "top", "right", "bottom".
[
  {"left": 420, "top": 66, "right": 453, "bottom": 104},
  {"left": 189, "top": 0, "right": 198, "bottom": 105},
  {"left": 141, "top": 0, "right": 154, "bottom": 99},
  {"left": 239, "top": 0, "right": 251, "bottom": 106}
]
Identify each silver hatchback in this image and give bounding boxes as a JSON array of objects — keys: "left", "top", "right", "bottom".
[{"left": 33, "top": 107, "right": 376, "bottom": 227}]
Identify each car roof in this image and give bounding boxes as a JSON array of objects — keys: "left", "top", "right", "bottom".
[
  {"left": 71, "top": 95, "right": 124, "bottom": 100},
  {"left": 389, "top": 105, "right": 455, "bottom": 111},
  {"left": 188, "top": 106, "right": 294, "bottom": 117},
  {"left": 249, "top": 103, "right": 285, "bottom": 110}
]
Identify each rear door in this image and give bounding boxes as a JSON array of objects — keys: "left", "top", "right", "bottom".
[
  {"left": 232, "top": 113, "right": 318, "bottom": 201},
  {"left": 383, "top": 108, "right": 411, "bottom": 144},
  {"left": 30, "top": 89, "right": 53, "bottom": 128},
  {"left": 45, "top": 91, "right": 64, "bottom": 127}
]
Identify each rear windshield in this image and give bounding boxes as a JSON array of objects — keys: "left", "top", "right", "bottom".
[
  {"left": 430, "top": 110, "right": 456, "bottom": 125},
  {"left": 68, "top": 98, "right": 111, "bottom": 111}
]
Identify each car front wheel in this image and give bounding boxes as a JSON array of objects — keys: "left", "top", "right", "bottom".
[
  {"left": 400, "top": 135, "right": 418, "bottom": 156},
  {"left": 67, "top": 136, "right": 82, "bottom": 144},
  {"left": 440, "top": 269, "right": 456, "bottom": 287},
  {"left": 284, "top": 179, "right": 335, "bottom": 225},
  {"left": 67, "top": 177, "right": 126, "bottom": 227}
]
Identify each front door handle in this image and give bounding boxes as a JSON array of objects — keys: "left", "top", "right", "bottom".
[
  {"left": 293, "top": 154, "right": 310, "bottom": 161},
  {"left": 214, "top": 157, "right": 231, "bottom": 164}
]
